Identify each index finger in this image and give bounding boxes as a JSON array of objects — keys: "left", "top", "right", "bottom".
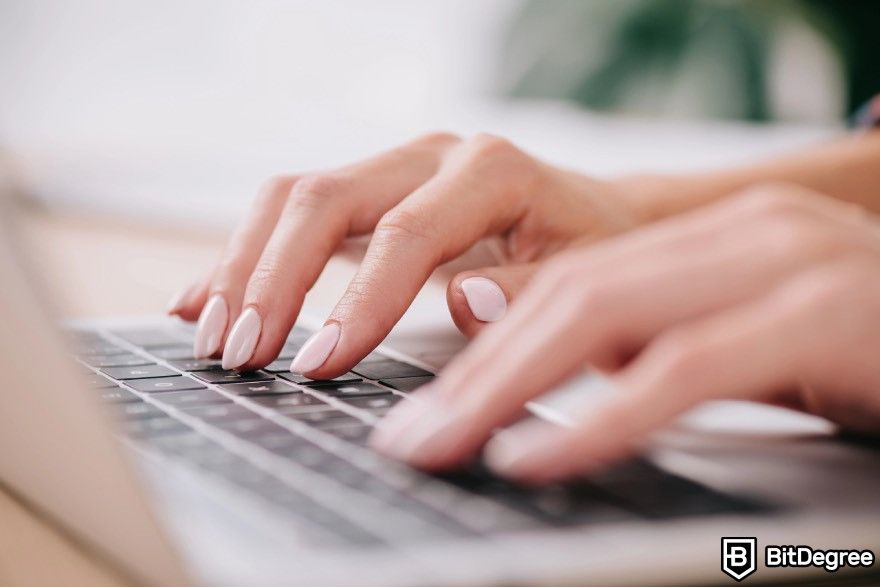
[{"left": 294, "top": 136, "right": 541, "bottom": 378}]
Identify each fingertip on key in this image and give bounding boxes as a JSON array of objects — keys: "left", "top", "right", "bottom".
[{"left": 290, "top": 322, "right": 341, "bottom": 374}]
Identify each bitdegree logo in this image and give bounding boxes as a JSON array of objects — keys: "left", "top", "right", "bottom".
[
  {"left": 721, "top": 538, "right": 876, "bottom": 581},
  {"left": 766, "top": 545, "right": 875, "bottom": 573},
  {"left": 722, "top": 537, "right": 757, "bottom": 581}
]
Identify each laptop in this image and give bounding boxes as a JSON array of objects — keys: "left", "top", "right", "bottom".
[{"left": 1, "top": 187, "right": 879, "bottom": 587}]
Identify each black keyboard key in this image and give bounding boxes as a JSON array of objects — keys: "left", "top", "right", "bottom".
[
  {"left": 98, "top": 388, "right": 142, "bottom": 404},
  {"left": 277, "top": 343, "right": 302, "bottom": 359},
  {"left": 352, "top": 360, "right": 432, "bottom": 380},
  {"left": 359, "top": 351, "right": 391, "bottom": 364},
  {"left": 321, "top": 423, "right": 374, "bottom": 446},
  {"left": 217, "top": 380, "right": 299, "bottom": 396},
  {"left": 310, "top": 454, "right": 371, "bottom": 487},
  {"left": 584, "top": 459, "right": 766, "bottom": 518},
  {"left": 249, "top": 394, "right": 331, "bottom": 412},
  {"left": 435, "top": 466, "right": 631, "bottom": 526},
  {"left": 269, "top": 442, "right": 337, "bottom": 467},
  {"left": 340, "top": 394, "right": 403, "bottom": 418},
  {"left": 178, "top": 403, "right": 259, "bottom": 422},
  {"left": 124, "top": 416, "right": 191, "bottom": 438},
  {"left": 285, "top": 409, "right": 363, "bottom": 429},
  {"left": 213, "top": 418, "right": 291, "bottom": 438},
  {"left": 264, "top": 359, "right": 292, "bottom": 373},
  {"left": 127, "top": 376, "right": 207, "bottom": 393},
  {"left": 380, "top": 375, "right": 435, "bottom": 393},
  {"left": 312, "top": 381, "right": 390, "bottom": 398},
  {"left": 102, "top": 365, "right": 178, "bottom": 380},
  {"left": 83, "top": 354, "right": 153, "bottom": 368},
  {"left": 150, "top": 389, "right": 231, "bottom": 407},
  {"left": 167, "top": 358, "right": 222, "bottom": 372},
  {"left": 115, "top": 402, "right": 167, "bottom": 420},
  {"left": 251, "top": 432, "right": 311, "bottom": 452},
  {"left": 149, "top": 346, "right": 197, "bottom": 360},
  {"left": 340, "top": 395, "right": 403, "bottom": 410},
  {"left": 278, "top": 372, "right": 361, "bottom": 386},
  {"left": 192, "top": 368, "right": 274, "bottom": 384},
  {"left": 286, "top": 327, "right": 312, "bottom": 343}
]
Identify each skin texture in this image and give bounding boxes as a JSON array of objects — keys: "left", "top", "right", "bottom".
[
  {"left": 169, "top": 130, "right": 880, "bottom": 482},
  {"left": 370, "top": 185, "right": 880, "bottom": 482},
  {"left": 171, "top": 133, "right": 640, "bottom": 373}
]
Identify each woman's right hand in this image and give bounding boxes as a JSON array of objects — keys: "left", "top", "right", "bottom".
[{"left": 167, "top": 132, "right": 648, "bottom": 377}]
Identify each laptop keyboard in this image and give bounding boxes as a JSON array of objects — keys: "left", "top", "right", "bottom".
[{"left": 67, "top": 325, "right": 768, "bottom": 548}]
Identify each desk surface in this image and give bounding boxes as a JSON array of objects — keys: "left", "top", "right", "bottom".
[{"left": 1, "top": 207, "right": 227, "bottom": 587}]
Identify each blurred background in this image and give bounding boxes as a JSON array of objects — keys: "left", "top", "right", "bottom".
[{"left": 1, "top": 0, "right": 876, "bottom": 228}]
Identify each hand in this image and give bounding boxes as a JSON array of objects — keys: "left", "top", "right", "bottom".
[
  {"left": 168, "top": 133, "right": 642, "bottom": 374},
  {"left": 371, "top": 184, "right": 880, "bottom": 483}
]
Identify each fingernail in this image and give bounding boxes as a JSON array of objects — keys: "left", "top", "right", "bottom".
[
  {"left": 460, "top": 277, "right": 507, "bottom": 322},
  {"left": 166, "top": 287, "right": 189, "bottom": 314},
  {"left": 290, "top": 323, "right": 340, "bottom": 374},
  {"left": 484, "top": 425, "right": 568, "bottom": 480},
  {"left": 388, "top": 408, "right": 460, "bottom": 464},
  {"left": 485, "top": 428, "right": 545, "bottom": 475},
  {"left": 221, "top": 307, "right": 262, "bottom": 370},
  {"left": 370, "top": 393, "right": 438, "bottom": 452},
  {"left": 193, "top": 295, "right": 228, "bottom": 358}
]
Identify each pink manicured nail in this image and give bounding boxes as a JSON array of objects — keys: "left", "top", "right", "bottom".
[
  {"left": 484, "top": 424, "right": 574, "bottom": 482},
  {"left": 370, "top": 393, "right": 438, "bottom": 453},
  {"left": 221, "top": 307, "right": 262, "bottom": 370},
  {"left": 382, "top": 408, "right": 459, "bottom": 463},
  {"left": 290, "top": 323, "right": 340, "bottom": 374},
  {"left": 193, "top": 295, "right": 228, "bottom": 358},
  {"left": 484, "top": 427, "right": 547, "bottom": 476},
  {"left": 460, "top": 277, "right": 507, "bottom": 322}
]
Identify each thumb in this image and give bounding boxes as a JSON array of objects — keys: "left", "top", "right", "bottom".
[{"left": 447, "top": 263, "right": 537, "bottom": 337}]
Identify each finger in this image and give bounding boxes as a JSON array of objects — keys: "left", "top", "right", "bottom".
[
  {"left": 369, "top": 190, "right": 845, "bottom": 469},
  {"left": 167, "top": 274, "right": 211, "bottom": 321},
  {"left": 225, "top": 133, "right": 460, "bottom": 371},
  {"left": 447, "top": 263, "right": 538, "bottom": 337},
  {"left": 483, "top": 279, "right": 815, "bottom": 484},
  {"left": 191, "top": 175, "right": 297, "bottom": 358},
  {"left": 297, "top": 135, "right": 541, "bottom": 378}
]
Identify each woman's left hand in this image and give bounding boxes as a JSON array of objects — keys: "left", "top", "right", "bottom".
[{"left": 371, "top": 184, "right": 880, "bottom": 483}]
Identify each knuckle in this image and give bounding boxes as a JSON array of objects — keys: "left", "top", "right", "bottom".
[
  {"left": 457, "top": 133, "right": 541, "bottom": 193},
  {"left": 735, "top": 183, "right": 807, "bottom": 215},
  {"left": 765, "top": 214, "right": 858, "bottom": 262},
  {"left": 374, "top": 205, "right": 437, "bottom": 244},
  {"left": 288, "top": 174, "right": 347, "bottom": 209},
  {"left": 462, "top": 133, "right": 517, "bottom": 162}
]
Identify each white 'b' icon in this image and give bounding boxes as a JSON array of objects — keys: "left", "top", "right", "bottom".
[{"left": 721, "top": 537, "right": 757, "bottom": 582}]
